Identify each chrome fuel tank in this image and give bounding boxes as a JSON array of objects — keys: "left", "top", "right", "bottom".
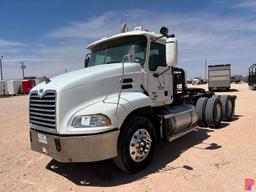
[{"left": 158, "top": 104, "right": 198, "bottom": 137}]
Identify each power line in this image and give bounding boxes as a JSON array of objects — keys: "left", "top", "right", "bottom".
[
  {"left": 0, "top": 56, "right": 3, "bottom": 80},
  {"left": 21, "top": 61, "right": 26, "bottom": 79},
  {"left": 205, "top": 58, "right": 207, "bottom": 81}
]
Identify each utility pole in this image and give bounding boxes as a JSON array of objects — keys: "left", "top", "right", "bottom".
[
  {"left": 21, "top": 61, "right": 26, "bottom": 79},
  {"left": 0, "top": 56, "right": 3, "bottom": 80},
  {"left": 205, "top": 58, "right": 207, "bottom": 82}
]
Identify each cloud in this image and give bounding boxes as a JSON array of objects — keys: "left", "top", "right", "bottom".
[
  {"left": 232, "top": 0, "right": 256, "bottom": 10},
  {"left": 3, "top": 8, "right": 256, "bottom": 79},
  {"left": 0, "top": 39, "right": 26, "bottom": 56},
  {"left": 2, "top": 44, "right": 86, "bottom": 80},
  {"left": 47, "top": 12, "right": 119, "bottom": 39},
  {"left": 0, "top": 39, "right": 24, "bottom": 48}
]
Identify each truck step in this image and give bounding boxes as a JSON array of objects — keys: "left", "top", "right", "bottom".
[{"left": 167, "top": 125, "right": 198, "bottom": 142}]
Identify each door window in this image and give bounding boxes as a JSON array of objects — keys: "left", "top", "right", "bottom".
[{"left": 149, "top": 42, "right": 166, "bottom": 71}]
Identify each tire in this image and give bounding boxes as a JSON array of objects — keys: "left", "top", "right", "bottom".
[
  {"left": 205, "top": 95, "right": 223, "bottom": 128},
  {"left": 220, "top": 95, "right": 233, "bottom": 121},
  {"left": 196, "top": 97, "right": 208, "bottom": 127},
  {"left": 230, "top": 96, "right": 237, "bottom": 116},
  {"left": 113, "top": 116, "right": 156, "bottom": 173}
]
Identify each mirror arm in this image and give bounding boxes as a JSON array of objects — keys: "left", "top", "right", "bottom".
[
  {"left": 153, "top": 66, "right": 171, "bottom": 77},
  {"left": 152, "top": 34, "right": 175, "bottom": 42},
  {"left": 151, "top": 35, "right": 164, "bottom": 42}
]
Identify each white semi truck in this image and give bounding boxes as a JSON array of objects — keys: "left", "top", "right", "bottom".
[{"left": 29, "top": 26, "right": 236, "bottom": 172}]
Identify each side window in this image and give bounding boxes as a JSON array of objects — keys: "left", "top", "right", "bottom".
[{"left": 149, "top": 42, "right": 166, "bottom": 71}]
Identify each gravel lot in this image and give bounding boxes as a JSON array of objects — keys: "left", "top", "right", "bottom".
[{"left": 0, "top": 83, "right": 255, "bottom": 192}]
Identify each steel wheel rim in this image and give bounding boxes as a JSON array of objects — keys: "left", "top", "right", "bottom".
[
  {"left": 129, "top": 128, "right": 152, "bottom": 162},
  {"left": 215, "top": 103, "right": 222, "bottom": 122}
]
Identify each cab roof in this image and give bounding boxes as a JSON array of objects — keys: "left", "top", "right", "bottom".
[{"left": 87, "top": 30, "right": 166, "bottom": 50}]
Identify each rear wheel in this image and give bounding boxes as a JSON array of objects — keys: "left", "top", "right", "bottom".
[
  {"left": 196, "top": 97, "right": 208, "bottom": 127},
  {"left": 220, "top": 95, "right": 233, "bottom": 121},
  {"left": 205, "top": 95, "right": 222, "bottom": 128},
  {"left": 114, "top": 116, "right": 156, "bottom": 173}
]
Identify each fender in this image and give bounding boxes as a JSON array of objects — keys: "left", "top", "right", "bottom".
[{"left": 61, "top": 92, "right": 153, "bottom": 135}]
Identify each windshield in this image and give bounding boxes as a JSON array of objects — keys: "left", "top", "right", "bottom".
[{"left": 88, "top": 35, "right": 147, "bottom": 66}]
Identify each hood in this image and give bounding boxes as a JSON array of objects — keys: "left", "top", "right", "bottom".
[{"left": 32, "top": 63, "right": 141, "bottom": 93}]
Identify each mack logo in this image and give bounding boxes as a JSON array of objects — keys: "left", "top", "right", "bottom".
[{"left": 39, "top": 89, "right": 44, "bottom": 95}]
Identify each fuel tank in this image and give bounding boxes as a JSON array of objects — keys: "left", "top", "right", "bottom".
[{"left": 158, "top": 104, "right": 198, "bottom": 138}]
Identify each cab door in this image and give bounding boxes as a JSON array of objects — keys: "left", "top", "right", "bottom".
[{"left": 147, "top": 42, "right": 173, "bottom": 106}]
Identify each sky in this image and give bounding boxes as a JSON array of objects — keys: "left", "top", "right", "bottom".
[{"left": 0, "top": 0, "right": 256, "bottom": 80}]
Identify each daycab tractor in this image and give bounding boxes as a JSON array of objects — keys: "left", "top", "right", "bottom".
[{"left": 29, "top": 25, "right": 237, "bottom": 173}]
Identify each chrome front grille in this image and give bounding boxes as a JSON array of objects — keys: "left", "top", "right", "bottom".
[{"left": 29, "top": 90, "right": 56, "bottom": 129}]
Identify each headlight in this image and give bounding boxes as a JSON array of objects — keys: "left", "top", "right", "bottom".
[{"left": 72, "top": 114, "right": 111, "bottom": 128}]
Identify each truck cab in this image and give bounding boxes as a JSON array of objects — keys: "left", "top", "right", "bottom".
[{"left": 29, "top": 26, "right": 232, "bottom": 172}]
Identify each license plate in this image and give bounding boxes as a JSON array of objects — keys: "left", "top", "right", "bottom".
[{"left": 37, "top": 133, "right": 47, "bottom": 144}]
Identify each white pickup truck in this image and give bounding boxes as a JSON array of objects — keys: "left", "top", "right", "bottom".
[{"left": 29, "top": 25, "right": 236, "bottom": 172}]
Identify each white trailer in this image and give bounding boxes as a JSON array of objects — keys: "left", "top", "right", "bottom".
[
  {"left": 0, "top": 80, "right": 7, "bottom": 96},
  {"left": 208, "top": 64, "right": 231, "bottom": 91},
  {"left": 29, "top": 26, "right": 236, "bottom": 173},
  {"left": 7, "top": 80, "right": 21, "bottom": 95}
]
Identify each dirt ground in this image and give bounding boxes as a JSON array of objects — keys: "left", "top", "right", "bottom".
[{"left": 0, "top": 83, "right": 255, "bottom": 192}]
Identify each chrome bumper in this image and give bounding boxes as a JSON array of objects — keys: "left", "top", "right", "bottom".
[{"left": 30, "top": 128, "right": 119, "bottom": 162}]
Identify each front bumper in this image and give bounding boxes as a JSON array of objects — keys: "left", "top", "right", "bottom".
[{"left": 30, "top": 128, "right": 119, "bottom": 162}]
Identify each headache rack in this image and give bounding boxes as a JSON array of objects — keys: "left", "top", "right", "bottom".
[
  {"left": 248, "top": 64, "right": 256, "bottom": 90},
  {"left": 29, "top": 90, "right": 56, "bottom": 132}
]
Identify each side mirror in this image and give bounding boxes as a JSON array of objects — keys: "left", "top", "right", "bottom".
[
  {"left": 166, "top": 37, "right": 178, "bottom": 67},
  {"left": 84, "top": 53, "right": 91, "bottom": 68}
]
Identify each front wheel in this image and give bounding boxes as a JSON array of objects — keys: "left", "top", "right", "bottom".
[{"left": 114, "top": 116, "right": 156, "bottom": 173}]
